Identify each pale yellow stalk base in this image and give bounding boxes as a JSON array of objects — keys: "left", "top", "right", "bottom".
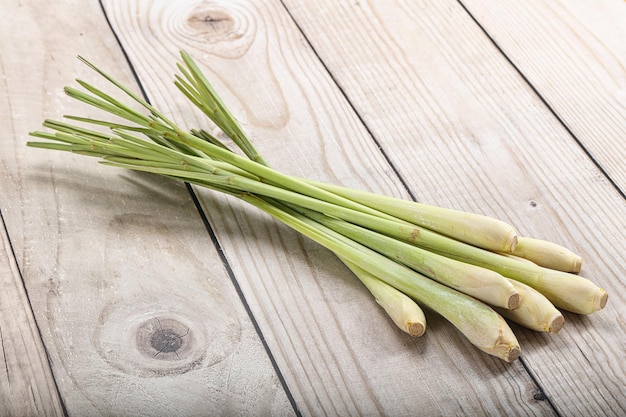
[
  {"left": 304, "top": 180, "right": 519, "bottom": 253},
  {"left": 512, "top": 237, "right": 583, "bottom": 273},
  {"left": 535, "top": 269, "right": 608, "bottom": 314},
  {"left": 342, "top": 258, "right": 426, "bottom": 336},
  {"left": 473, "top": 315, "right": 521, "bottom": 363},
  {"left": 496, "top": 279, "right": 565, "bottom": 333}
]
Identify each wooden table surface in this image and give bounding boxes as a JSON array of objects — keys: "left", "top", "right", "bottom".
[{"left": 1, "top": 0, "right": 625, "bottom": 416}]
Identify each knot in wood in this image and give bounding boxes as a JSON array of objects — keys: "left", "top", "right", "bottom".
[
  {"left": 150, "top": 328, "right": 186, "bottom": 354},
  {"left": 187, "top": 7, "right": 238, "bottom": 41},
  {"left": 137, "top": 317, "right": 191, "bottom": 361}
]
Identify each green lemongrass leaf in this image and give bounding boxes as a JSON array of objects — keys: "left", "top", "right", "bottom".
[
  {"left": 43, "top": 119, "right": 113, "bottom": 141},
  {"left": 29, "top": 130, "right": 88, "bottom": 145},
  {"left": 107, "top": 138, "right": 179, "bottom": 164},
  {"left": 208, "top": 160, "right": 260, "bottom": 181},
  {"left": 52, "top": 131, "right": 97, "bottom": 146},
  {"left": 174, "top": 76, "right": 207, "bottom": 112},
  {"left": 177, "top": 51, "right": 267, "bottom": 165},
  {"left": 103, "top": 156, "right": 206, "bottom": 173},
  {"left": 29, "top": 131, "right": 122, "bottom": 158},
  {"left": 175, "top": 62, "right": 196, "bottom": 92},
  {"left": 108, "top": 131, "right": 219, "bottom": 173},
  {"left": 178, "top": 52, "right": 227, "bottom": 117},
  {"left": 26, "top": 141, "right": 82, "bottom": 153},
  {"left": 64, "top": 86, "right": 148, "bottom": 126},
  {"left": 99, "top": 160, "right": 223, "bottom": 184},
  {"left": 160, "top": 129, "right": 407, "bottom": 222},
  {"left": 63, "top": 115, "right": 151, "bottom": 134},
  {"left": 145, "top": 132, "right": 200, "bottom": 156},
  {"left": 190, "top": 129, "right": 230, "bottom": 150},
  {"left": 77, "top": 55, "right": 177, "bottom": 130},
  {"left": 175, "top": 70, "right": 234, "bottom": 136},
  {"left": 98, "top": 160, "right": 249, "bottom": 200},
  {"left": 75, "top": 79, "right": 149, "bottom": 124}
]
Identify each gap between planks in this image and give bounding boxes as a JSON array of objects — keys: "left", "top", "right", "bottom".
[
  {"left": 96, "top": 2, "right": 302, "bottom": 414},
  {"left": 275, "top": 1, "right": 566, "bottom": 413},
  {"left": 0, "top": 209, "right": 68, "bottom": 417},
  {"left": 455, "top": 0, "right": 625, "bottom": 201}
]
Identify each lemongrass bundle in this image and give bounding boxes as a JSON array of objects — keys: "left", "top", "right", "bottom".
[{"left": 27, "top": 51, "right": 609, "bottom": 362}]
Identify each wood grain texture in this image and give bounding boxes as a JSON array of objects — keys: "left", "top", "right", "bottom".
[
  {"left": 0, "top": 213, "right": 65, "bottom": 417},
  {"left": 2, "top": 0, "right": 623, "bottom": 415},
  {"left": 103, "top": 0, "right": 558, "bottom": 416},
  {"left": 0, "top": 0, "right": 293, "bottom": 415},
  {"left": 461, "top": 0, "right": 626, "bottom": 191},
  {"left": 281, "top": 0, "right": 626, "bottom": 415}
]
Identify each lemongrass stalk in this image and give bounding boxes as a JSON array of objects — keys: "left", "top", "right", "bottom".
[
  {"left": 27, "top": 53, "right": 606, "bottom": 316},
  {"left": 183, "top": 166, "right": 606, "bottom": 315},
  {"left": 498, "top": 253, "right": 538, "bottom": 266},
  {"left": 173, "top": 53, "right": 519, "bottom": 257},
  {"left": 495, "top": 279, "right": 564, "bottom": 333},
  {"left": 242, "top": 195, "right": 520, "bottom": 362},
  {"left": 162, "top": 56, "right": 605, "bottom": 314},
  {"left": 31, "top": 128, "right": 522, "bottom": 360},
  {"left": 511, "top": 237, "right": 583, "bottom": 273},
  {"left": 430, "top": 242, "right": 607, "bottom": 314},
  {"left": 534, "top": 268, "right": 607, "bottom": 314},
  {"left": 301, "top": 180, "right": 518, "bottom": 253},
  {"left": 36, "top": 125, "right": 607, "bottom": 315},
  {"left": 340, "top": 257, "right": 426, "bottom": 336},
  {"left": 30, "top": 122, "right": 608, "bottom": 315},
  {"left": 298, "top": 206, "right": 519, "bottom": 310}
]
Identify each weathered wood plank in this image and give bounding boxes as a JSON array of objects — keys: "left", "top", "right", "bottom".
[
  {"left": 0, "top": 0, "right": 294, "bottom": 415},
  {"left": 0, "top": 212, "right": 65, "bottom": 417},
  {"left": 461, "top": 0, "right": 626, "bottom": 191},
  {"left": 103, "top": 0, "right": 559, "bottom": 416},
  {"left": 281, "top": 1, "right": 626, "bottom": 416}
]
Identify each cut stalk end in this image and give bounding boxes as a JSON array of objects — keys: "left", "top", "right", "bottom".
[
  {"left": 547, "top": 314, "right": 565, "bottom": 334},
  {"left": 475, "top": 315, "right": 521, "bottom": 362},
  {"left": 595, "top": 289, "right": 609, "bottom": 311},
  {"left": 507, "top": 293, "right": 521, "bottom": 310},
  {"left": 502, "top": 346, "right": 522, "bottom": 363},
  {"left": 497, "top": 279, "right": 565, "bottom": 333},
  {"left": 407, "top": 321, "right": 426, "bottom": 337}
]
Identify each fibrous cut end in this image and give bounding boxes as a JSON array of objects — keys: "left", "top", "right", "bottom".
[
  {"left": 407, "top": 321, "right": 426, "bottom": 337},
  {"left": 547, "top": 314, "right": 565, "bottom": 334},
  {"left": 503, "top": 345, "right": 521, "bottom": 363},
  {"left": 594, "top": 289, "right": 609, "bottom": 311},
  {"left": 507, "top": 293, "right": 521, "bottom": 310}
]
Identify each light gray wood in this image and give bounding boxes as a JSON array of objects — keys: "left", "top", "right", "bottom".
[
  {"left": 0, "top": 0, "right": 294, "bottom": 415},
  {"left": 281, "top": 1, "right": 626, "bottom": 415},
  {"left": 462, "top": 0, "right": 626, "bottom": 190},
  {"left": 102, "top": 0, "right": 559, "bottom": 416},
  {"left": 0, "top": 215, "right": 65, "bottom": 417},
  {"left": 2, "top": 0, "right": 623, "bottom": 415}
]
